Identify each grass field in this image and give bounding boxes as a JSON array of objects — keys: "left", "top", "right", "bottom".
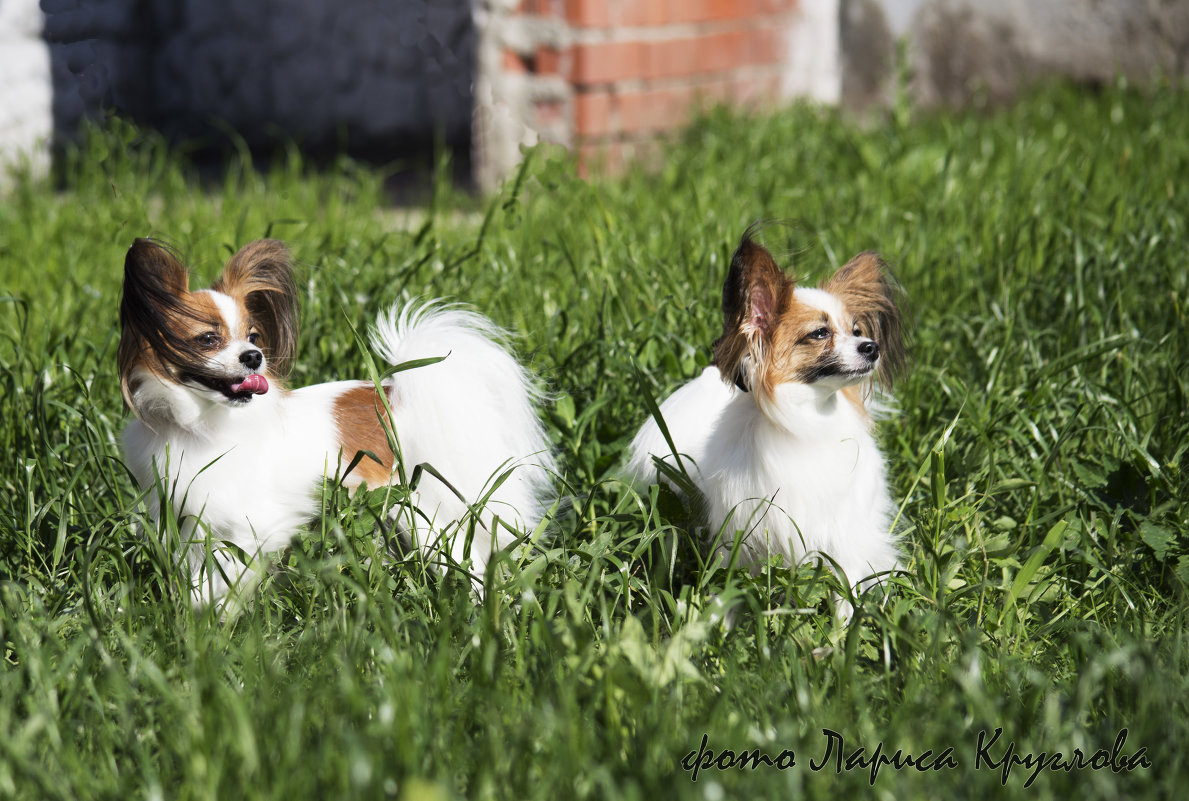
[{"left": 1, "top": 80, "right": 1187, "bottom": 799}]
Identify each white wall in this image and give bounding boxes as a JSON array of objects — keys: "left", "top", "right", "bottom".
[
  {"left": 782, "top": 0, "right": 843, "bottom": 104},
  {"left": 877, "top": 0, "right": 928, "bottom": 36},
  {"left": 0, "top": 0, "right": 52, "bottom": 181}
]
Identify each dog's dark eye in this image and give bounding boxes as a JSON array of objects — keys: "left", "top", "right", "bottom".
[
  {"left": 247, "top": 332, "right": 261, "bottom": 346},
  {"left": 808, "top": 327, "right": 830, "bottom": 340},
  {"left": 852, "top": 325, "right": 862, "bottom": 337},
  {"left": 195, "top": 332, "right": 219, "bottom": 348}
]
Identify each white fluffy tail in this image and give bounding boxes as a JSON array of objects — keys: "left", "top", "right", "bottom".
[{"left": 370, "top": 301, "right": 555, "bottom": 572}]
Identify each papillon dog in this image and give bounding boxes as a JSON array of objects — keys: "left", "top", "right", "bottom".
[
  {"left": 627, "top": 229, "right": 907, "bottom": 615},
  {"left": 119, "top": 238, "right": 555, "bottom": 604}
]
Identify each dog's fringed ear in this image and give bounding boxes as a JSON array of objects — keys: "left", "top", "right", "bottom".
[
  {"left": 712, "top": 231, "right": 792, "bottom": 393},
  {"left": 824, "top": 252, "right": 907, "bottom": 389},
  {"left": 215, "top": 240, "right": 299, "bottom": 377},
  {"left": 124, "top": 238, "right": 190, "bottom": 296},
  {"left": 118, "top": 238, "right": 197, "bottom": 410}
]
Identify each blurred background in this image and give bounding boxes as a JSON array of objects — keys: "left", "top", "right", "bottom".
[{"left": 2, "top": 0, "right": 1187, "bottom": 192}]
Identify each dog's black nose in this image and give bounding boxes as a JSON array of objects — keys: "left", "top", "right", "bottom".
[
  {"left": 858, "top": 340, "right": 879, "bottom": 361},
  {"left": 240, "top": 349, "right": 263, "bottom": 370}
]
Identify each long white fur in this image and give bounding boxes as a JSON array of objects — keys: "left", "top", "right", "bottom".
[
  {"left": 626, "top": 287, "right": 898, "bottom": 608},
  {"left": 370, "top": 303, "right": 556, "bottom": 564},
  {"left": 123, "top": 300, "right": 554, "bottom": 605}
]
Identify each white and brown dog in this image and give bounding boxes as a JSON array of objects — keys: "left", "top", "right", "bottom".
[
  {"left": 119, "top": 238, "right": 554, "bottom": 603},
  {"left": 628, "top": 230, "right": 907, "bottom": 613}
]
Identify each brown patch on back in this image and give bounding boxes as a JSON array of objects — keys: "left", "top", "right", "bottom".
[{"left": 334, "top": 384, "right": 396, "bottom": 487}]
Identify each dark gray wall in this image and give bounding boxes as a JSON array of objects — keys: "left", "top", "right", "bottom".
[{"left": 43, "top": 0, "right": 476, "bottom": 161}]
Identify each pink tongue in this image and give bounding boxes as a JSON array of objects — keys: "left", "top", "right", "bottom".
[{"left": 230, "top": 374, "right": 269, "bottom": 395}]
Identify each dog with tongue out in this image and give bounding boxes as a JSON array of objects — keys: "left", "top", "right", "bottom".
[
  {"left": 230, "top": 373, "right": 268, "bottom": 397},
  {"left": 118, "top": 238, "right": 556, "bottom": 606}
]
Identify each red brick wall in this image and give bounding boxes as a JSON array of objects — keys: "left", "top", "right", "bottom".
[{"left": 501, "top": 0, "right": 799, "bottom": 174}]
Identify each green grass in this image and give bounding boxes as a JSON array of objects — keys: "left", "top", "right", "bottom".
[{"left": 2, "top": 80, "right": 1188, "bottom": 799}]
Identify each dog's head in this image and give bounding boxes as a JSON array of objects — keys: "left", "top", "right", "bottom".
[
  {"left": 712, "top": 231, "right": 906, "bottom": 406},
  {"left": 118, "top": 239, "right": 298, "bottom": 422}
]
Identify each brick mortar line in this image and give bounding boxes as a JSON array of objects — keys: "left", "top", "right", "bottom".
[
  {"left": 574, "top": 67, "right": 789, "bottom": 141},
  {"left": 495, "top": 14, "right": 570, "bottom": 52},
  {"left": 565, "top": 14, "right": 799, "bottom": 46},
  {"left": 498, "top": 13, "right": 796, "bottom": 54},
  {"left": 572, "top": 63, "right": 788, "bottom": 97},
  {"left": 544, "top": 1, "right": 801, "bottom": 30},
  {"left": 569, "top": 56, "right": 790, "bottom": 92},
  {"left": 500, "top": 72, "right": 574, "bottom": 102}
]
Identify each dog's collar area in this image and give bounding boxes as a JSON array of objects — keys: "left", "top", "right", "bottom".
[{"left": 734, "top": 369, "right": 749, "bottom": 393}]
